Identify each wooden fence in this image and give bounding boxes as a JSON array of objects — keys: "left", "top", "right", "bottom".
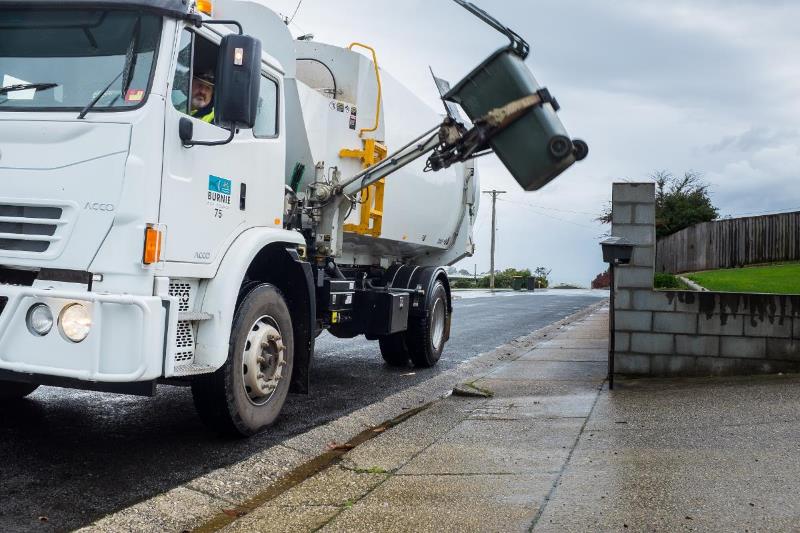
[{"left": 656, "top": 211, "right": 800, "bottom": 273}]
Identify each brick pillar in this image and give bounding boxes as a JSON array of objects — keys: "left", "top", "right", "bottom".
[
  {"left": 611, "top": 183, "right": 656, "bottom": 373},
  {"left": 611, "top": 183, "right": 656, "bottom": 287}
]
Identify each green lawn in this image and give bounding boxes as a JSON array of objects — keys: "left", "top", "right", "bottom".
[{"left": 686, "top": 262, "right": 800, "bottom": 294}]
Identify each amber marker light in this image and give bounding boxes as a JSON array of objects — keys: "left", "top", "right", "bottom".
[
  {"left": 196, "top": 0, "right": 213, "bottom": 15},
  {"left": 143, "top": 225, "right": 163, "bottom": 265}
]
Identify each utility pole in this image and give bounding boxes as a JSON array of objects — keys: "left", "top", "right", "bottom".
[{"left": 482, "top": 189, "right": 506, "bottom": 290}]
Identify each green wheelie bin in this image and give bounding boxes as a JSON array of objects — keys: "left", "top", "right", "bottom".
[{"left": 445, "top": 1, "right": 588, "bottom": 191}]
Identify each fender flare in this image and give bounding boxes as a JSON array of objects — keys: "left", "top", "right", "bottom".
[
  {"left": 193, "top": 227, "right": 307, "bottom": 371},
  {"left": 387, "top": 265, "right": 452, "bottom": 342}
]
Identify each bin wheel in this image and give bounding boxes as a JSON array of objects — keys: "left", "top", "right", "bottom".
[
  {"left": 192, "top": 283, "right": 294, "bottom": 437},
  {"left": 407, "top": 280, "right": 449, "bottom": 368},
  {"left": 0, "top": 381, "right": 39, "bottom": 401},
  {"left": 573, "top": 139, "right": 589, "bottom": 161},
  {"left": 548, "top": 135, "right": 572, "bottom": 159},
  {"left": 379, "top": 333, "right": 410, "bottom": 367}
]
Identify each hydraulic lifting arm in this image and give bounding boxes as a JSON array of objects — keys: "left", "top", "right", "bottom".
[{"left": 310, "top": 0, "right": 588, "bottom": 260}]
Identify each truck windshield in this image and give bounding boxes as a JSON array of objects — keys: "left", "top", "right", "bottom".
[{"left": 0, "top": 10, "right": 162, "bottom": 111}]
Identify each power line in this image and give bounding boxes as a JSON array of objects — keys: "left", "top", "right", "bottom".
[
  {"left": 287, "top": 0, "right": 303, "bottom": 25},
  {"left": 496, "top": 197, "right": 597, "bottom": 216},
  {"left": 496, "top": 198, "right": 599, "bottom": 230}
]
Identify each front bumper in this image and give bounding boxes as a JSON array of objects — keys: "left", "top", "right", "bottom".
[{"left": 0, "top": 285, "right": 165, "bottom": 383}]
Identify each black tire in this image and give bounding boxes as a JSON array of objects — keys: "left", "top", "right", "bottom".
[
  {"left": 0, "top": 381, "right": 39, "bottom": 400},
  {"left": 573, "top": 139, "right": 589, "bottom": 161},
  {"left": 548, "top": 135, "right": 572, "bottom": 159},
  {"left": 407, "top": 280, "right": 449, "bottom": 368},
  {"left": 192, "top": 283, "right": 294, "bottom": 437},
  {"left": 379, "top": 333, "right": 410, "bottom": 367}
]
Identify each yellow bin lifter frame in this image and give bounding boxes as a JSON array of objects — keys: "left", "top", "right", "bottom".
[{"left": 340, "top": 43, "right": 388, "bottom": 238}]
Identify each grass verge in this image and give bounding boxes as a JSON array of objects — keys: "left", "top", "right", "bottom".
[{"left": 686, "top": 262, "right": 800, "bottom": 294}]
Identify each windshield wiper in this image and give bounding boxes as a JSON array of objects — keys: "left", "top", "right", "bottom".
[
  {"left": 77, "top": 71, "right": 123, "bottom": 119},
  {"left": 78, "top": 16, "right": 141, "bottom": 119},
  {"left": 0, "top": 83, "right": 58, "bottom": 95}
]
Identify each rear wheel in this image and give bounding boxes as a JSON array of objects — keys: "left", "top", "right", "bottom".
[
  {"left": 0, "top": 381, "right": 39, "bottom": 400},
  {"left": 407, "top": 280, "right": 449, "bottom": 368},
  {"left": 379, "top": 333, "right": 410, "bottom": 367},
  {"left": 192, "top": 283, "right": 294, "bottom": 437}
]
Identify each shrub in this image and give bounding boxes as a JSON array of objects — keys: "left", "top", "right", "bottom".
[{"left": 654, "top": 273, "right": 688, "bottom": 289}]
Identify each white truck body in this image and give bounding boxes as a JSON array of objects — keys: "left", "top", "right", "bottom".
[
  {"left": 0, "top": 0, "right": 579, "bottom": 434},
  {"left": 0, "top": 1, "right": 472, "bottom": 385}
]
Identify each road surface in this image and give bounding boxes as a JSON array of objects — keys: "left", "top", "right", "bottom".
[{"left": 0, "top": 289, "right": 605, "bottom": 532}]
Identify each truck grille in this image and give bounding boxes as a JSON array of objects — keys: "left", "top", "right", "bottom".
[{"left": 0, "top": 204, "right": 64, "bottom": 253}]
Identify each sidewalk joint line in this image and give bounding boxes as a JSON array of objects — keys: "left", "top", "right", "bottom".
[{"left": 527, "top": 380, "right": 606, "bottom": 532}]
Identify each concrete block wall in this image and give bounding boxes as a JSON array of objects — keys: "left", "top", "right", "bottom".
[{"left": 612, "top": 183, "right": 800, "bottom": 377}]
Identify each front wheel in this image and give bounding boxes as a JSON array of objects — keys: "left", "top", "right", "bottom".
[
  {"left": 407, "top": 280, "right": 449, "bottom": 368},
  {"left": 0, "top": 381, "right": 39, "bottom": 401},
  {"left": 192, "top": 283, "right": 294, "bottom": 437}
]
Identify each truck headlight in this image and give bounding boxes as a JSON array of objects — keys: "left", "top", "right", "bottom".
[
  {"left": 27, "top": 304, "right": 53, "bottom": 336},
  {"left": 59, "top": 303, "right": 91, "bottom": 342}
]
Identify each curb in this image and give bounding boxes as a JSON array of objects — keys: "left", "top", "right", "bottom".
[
  {"left": 78, "top": 300, "right": 608, "bottom": 532},
  {"left": 678, "top": 275, "right": 708, "bottom": 292}
]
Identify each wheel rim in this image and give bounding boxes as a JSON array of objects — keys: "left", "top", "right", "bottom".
[
  {"left": 430, "top": 298, "right": 446, "bottom": 351},
  {"left": 241, "top": 315, "right": 286, "bottom": 406}
]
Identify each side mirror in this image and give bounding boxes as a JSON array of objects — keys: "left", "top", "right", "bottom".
[
  {"left": 179, "top": 117, "right": 193, "bottom": 144},
  {"left": 215, "top": 34, "right": 261, "bottom": 129}
]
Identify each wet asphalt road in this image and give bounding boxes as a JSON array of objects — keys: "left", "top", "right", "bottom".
[{"left": 0, "top": 289, "right": 605, "bottom": 532}]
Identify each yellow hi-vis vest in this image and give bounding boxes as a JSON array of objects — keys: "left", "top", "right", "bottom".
[{"left": 191, "top": 108, "right": 215, "bottom": 123}]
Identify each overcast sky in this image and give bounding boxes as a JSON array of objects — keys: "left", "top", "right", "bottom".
[{"left": 264, "top": 0, "right": 800, "bottom": 285}]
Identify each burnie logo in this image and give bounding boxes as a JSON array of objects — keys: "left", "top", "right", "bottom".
[{"left": 208, "top": 175, "right": 232, "bottom": 207}]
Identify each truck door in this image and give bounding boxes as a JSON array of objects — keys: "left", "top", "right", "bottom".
[{"left": 160, "top": 26, "right": 285, "bottom": 264}]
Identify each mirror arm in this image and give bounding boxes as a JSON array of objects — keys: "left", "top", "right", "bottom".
[
  {"left": 183, "top": 126, "right": 236, "bottom": 148},
  {"left": 201, "top": 20, "right": 243, "bottom": 35}
]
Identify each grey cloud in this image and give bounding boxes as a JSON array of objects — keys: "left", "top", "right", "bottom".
[{"left": 706, "top": 127, "right": 800, "bottom": 154}]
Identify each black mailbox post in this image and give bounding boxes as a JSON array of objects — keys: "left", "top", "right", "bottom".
[{"left": 599, "top": 237, "right": 635, "bottom": 389}]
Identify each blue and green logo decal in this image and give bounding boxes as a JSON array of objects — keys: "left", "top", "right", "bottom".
[{"left": 208, "top": 175, "right": 232, "bottom": 207}]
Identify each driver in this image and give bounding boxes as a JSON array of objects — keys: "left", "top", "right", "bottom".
[{"left": 190, "top": 72, "right": 215, "bottom": 123}]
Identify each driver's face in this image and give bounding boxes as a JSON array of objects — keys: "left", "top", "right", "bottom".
[{"left": 192, "top": 79, "right": 213, "bottom": 109}]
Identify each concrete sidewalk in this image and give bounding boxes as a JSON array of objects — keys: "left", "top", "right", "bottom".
[{"left": 213, "top": 308, "right": 800, "bottom": 532}]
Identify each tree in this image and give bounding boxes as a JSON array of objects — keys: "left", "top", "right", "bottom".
[
  {"left": 598, "top": 171, "right": 718, "bottom": 238},
  {"left": 533, "top": 266, "right": 551, "bottom": 288},
  {"left": 476, "top": 268, "right": 531, "bottom": 289}
]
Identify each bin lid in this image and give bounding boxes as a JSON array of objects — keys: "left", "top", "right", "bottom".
[{"left": 600, "top": 236, "right": 634, "bottom": 248}]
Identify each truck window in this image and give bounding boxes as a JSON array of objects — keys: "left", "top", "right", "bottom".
[
  {"left": 253, "top": 76, "right": 278, "bottom": 138},
  {"left": 0, "top": 10, "right": 161, "bottom": 111},
  {"left": 170, "top": 30, "right": 192, "bottom": 114},
  {"left": 170, "top": 29, "right": 219, "bottom": 125}
]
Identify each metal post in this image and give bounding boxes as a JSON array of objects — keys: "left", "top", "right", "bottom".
[
  {"left": 482, "top": 190, "right": 506, "bottom": 290},
  {"left": 608, "top": 265, "right": 615, "bottom": 390}
]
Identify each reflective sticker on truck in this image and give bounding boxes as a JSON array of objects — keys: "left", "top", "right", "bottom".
[{"left": 208, "top": 175, "right": 232, "bottom": 209}]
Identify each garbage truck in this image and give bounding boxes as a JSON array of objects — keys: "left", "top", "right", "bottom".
[{"left": 0, "top": 0, "right": 586, "bottom": 435}]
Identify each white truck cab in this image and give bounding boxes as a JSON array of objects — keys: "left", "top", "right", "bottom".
[{"left": 0, "top": 1, "right": 312, "bottom": 435}]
